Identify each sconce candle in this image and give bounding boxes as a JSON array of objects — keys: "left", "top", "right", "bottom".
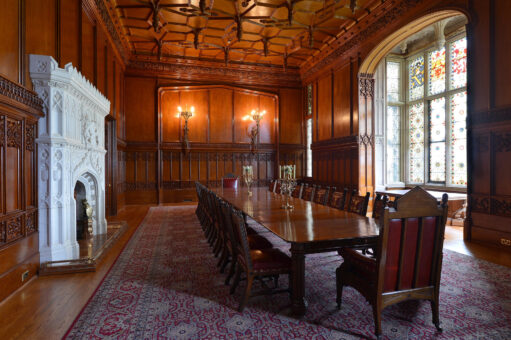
[
  {"left": 177, "top": 105, "right": 195, "bottom": 153},
  {"left": 246, "top": 109, "right": 266, "bottom": 154}
]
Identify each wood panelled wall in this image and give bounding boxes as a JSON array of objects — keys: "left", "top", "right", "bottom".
[
  {"left": 309, "top": 59, "right": 359, "bottom": 190},
  {"left": 304, "top": 0, "right": 511, "bottom": 250},
  {"left": 122, "top": 81, "right": 303, "bottom": 204},
  {"left": 0, "top": 0, "right": 125, "bottom": 302}
]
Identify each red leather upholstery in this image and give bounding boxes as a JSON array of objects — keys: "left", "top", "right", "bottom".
[
  {"left": 247, "top": 234, "right": 272, "bottom": 250},
  {"left": 383, "top": 216, "right": 439, "bottom": 292},
  {"left": 222, "top": 177, "right": 238, "bottom": 189},
  {"left": 250, "top": 248, "right": 292, "bottom": 272}
]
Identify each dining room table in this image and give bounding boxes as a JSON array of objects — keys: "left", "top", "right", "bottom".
[{"left": 212, "top": 186, "right": 379, "bottom": 317}]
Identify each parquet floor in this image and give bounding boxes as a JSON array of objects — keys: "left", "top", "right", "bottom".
[{"left": 0, "top": 205, "right": 509, "bottom": 340}]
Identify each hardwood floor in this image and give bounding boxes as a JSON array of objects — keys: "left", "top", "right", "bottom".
[
  {"left": 0, "top": 206, "right": 509, "bottom": 339},
  {"left": 0, "top": 205, "right": 151, "bottom": 340}
]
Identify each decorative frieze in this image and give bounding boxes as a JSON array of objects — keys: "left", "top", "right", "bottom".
[
  {"left": 6, "top": 216, "right": 23, "bottom": 243},
  {"left": 494, "top": 133, "right": 511, "bottom": 153},
  {"left": 0, "top": 74, "right": 44, "bottom": 112},
  {"left": 25, "top": 123, "right": 35, "bottom": 151},
  {"left": 6, "top": 120, "right": 22, "bottom": 148}
]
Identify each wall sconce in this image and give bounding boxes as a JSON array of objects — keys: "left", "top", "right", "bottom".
[
  {"left": 243, "top": 109, "right": 265, "bottom": 154},
  {"left": 177, "top": 105, "right": 194, "bottom": 153}
]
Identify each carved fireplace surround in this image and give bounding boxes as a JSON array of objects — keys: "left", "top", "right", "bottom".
[{"left": 30, "top": 55, "right": 110, "bottom": 262}]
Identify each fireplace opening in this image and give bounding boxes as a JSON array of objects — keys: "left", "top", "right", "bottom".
[{"left": 74, "top": 181, "right": 87, "bottom": 240}]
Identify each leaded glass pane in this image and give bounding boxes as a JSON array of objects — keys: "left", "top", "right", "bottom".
[
  {"left": 306, "top": 118, "right": 312, "bottom": 177},
  {"left": 307, "top": 84, "right": 313, "bottom": 115},
  {"left": 409, "top": 56, "right": 425, "bottom": 101},
  {"left": 387, "top": 62, "right": 400, "bottom": 102},
  {"left": 386, "top": 106, "right": 400, "bottom": 183},
  {"left": 428, "top": 48, "right": 446, "bottom": 95},
  {"left": 409, "top": 102, "right": 424, "bottom": 182},
  {"left": 429, "top": 97, "right": 446, "bottom": 142},
  {"left": 430, "top": 142, "right": 446, "bottom": 182},
  {"left": 450, "top": 91, "right": 467, "bottom": 185},
  {"left": 451, "top": 37, "right": 467, "bottom": 89}
]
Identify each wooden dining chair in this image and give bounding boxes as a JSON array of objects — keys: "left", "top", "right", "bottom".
[
  {"left": 230, "top": 208, "right": 292, "bottom": 312},
  {"left": 336, "top": 187, "right": 448, "bottom": 339},
  {"left": 222, "top": 177, "right": 238, "bottom": 189},
  {"left": 347, "top": 190, "right": 370, "bottom": 216},
  {"left": 291, "top": 183, "right": 304, "bottom": 198},
  {"left": 313, "top": 186, "right": 330, "bottom": 205},
  {"left": 301, "top": 184, "right": 315, "bottom": 201},
  {"left": 328, "top": 188, "right": 348, "bottom": 210},
  {"left": 372, "top": 193, "right": 389, "bottom": 221},
  {"left": 220, "top": 202, "right": 274, "bottom": 285},
  {"left": 268, "top": 179, "right": 276, "bottom": 192},
  {"left": 274, "top": 180, "right": 282, "bottom": 194}
]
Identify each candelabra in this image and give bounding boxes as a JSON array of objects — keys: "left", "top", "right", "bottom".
[
  {"left": 279, "top": 164, "right": 296, "bottom": 209},
  {"left": 177, "top": 105, "right": 194, "bottom": 153},
  {"left": 243, "top": 165, "right": 254, "bottom": 196}
]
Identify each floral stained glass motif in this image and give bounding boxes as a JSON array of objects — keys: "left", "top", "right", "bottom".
[
  {"left": 409, "top": 102, "right": 424, "bottom": 182},
  {"left": 428, "top": 48, "right": 446, "bottom": 95},
  {"left": 387, "top": 62, "right": 401, "bottom": 102},
  {"left": 451, "top": 37, "right": 467, "bottom": 89},
  {"left": 307, "top": 84, "right": 313, "bottom": 115},
  {"left": 429, "top": 98, "right": 446, "bottom": 182},
  {"left": 409, "top": 56, "right": 425, "bottom": 101},
  {"left": 451, "top": 91, "right": 467, "bottom": 185},
  {"left": 386, "top": 106, "right": 401, "bottom": 183}
]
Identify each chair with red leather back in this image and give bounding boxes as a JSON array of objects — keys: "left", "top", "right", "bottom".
[
  {"left": 336, "top": 186, "right": 448, "bottom": 339},
  {"left": 222, "top": 174, "right": 238, "bottom": 189}
]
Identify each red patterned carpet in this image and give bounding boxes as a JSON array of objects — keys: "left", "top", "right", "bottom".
[{"left": 65, "top": 206, "right": 511, "bottom": 339}]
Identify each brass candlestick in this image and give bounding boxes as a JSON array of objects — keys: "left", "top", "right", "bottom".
[{"left": 243, "top": 165, "right": 254, "bottom": 196}]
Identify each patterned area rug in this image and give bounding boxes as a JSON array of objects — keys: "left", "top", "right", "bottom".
[{"left": 65, "top": 206, "right": 511, "bottom": 339}]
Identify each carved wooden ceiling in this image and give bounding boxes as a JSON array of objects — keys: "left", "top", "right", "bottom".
[{"left": 109, "top": 0, "right": 381, "bottom": 69}]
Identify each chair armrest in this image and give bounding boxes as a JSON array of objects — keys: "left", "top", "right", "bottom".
[{"left": 339, "top": 247, "right": 376, "bottom": 274}]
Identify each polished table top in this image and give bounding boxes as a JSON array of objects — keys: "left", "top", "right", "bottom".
[{"left": 213, "top": 187, "right": 379, "bottom": 244}]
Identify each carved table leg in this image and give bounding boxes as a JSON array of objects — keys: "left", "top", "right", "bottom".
[{"left": 290, "top": 243, "right": 306, "bottom": 317}]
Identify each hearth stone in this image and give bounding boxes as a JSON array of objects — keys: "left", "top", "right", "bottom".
[{"left": 30, "top": 55, "right": 110, "bottom": 262}]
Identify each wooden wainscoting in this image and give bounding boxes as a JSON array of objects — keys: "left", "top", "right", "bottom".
[{"left": 0, "top": 75, "right": 43, "bottom": 303}]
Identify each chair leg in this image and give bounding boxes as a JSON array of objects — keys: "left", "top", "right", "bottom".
[
  {"left": 335, "top": 267, "right": 343, "bottom": 309},
  {"left": 372, "top": 302, "right": 382, "bottom": 339},
  {"left": 431, "top": 300, "right": 442, "bottom": 332},
  {"left": 220, "top": 253, "right": 230, "bottom": 273},
  {"left": 225, "top": 257, "right": 237, "bottom": 285},
  {"left": 230, "top": 263, "right": 242, "bottom": 294},
  {"left": 217, "top": 247, "right": 227, "bottom": 268},
  {"left": 238, "top": 274, "right": 254, "bottom": 312}
]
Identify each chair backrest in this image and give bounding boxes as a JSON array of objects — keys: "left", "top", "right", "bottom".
[
  {"left": 220, "top": 200, "right": 238, "bottom": 252},
  {"left": 302, "top": 184, "right": 315, "bottom": 201},
  {"left": 376, "top": 187, "right": 448, "bottom": 294},
  {"left": 372, "top": 193, "right": 389, "bottom": 221},
  {"left": 222, "top": 177, "right": 238, "bottom": 189},
  {"left": 328, "top": 188, "right": 348, "bottom": 210},
  {"left": 231, "top": 207, "right": 253, "bottom": 271},
  {"left": 291, "top": 183, "right": 304, "bottom": 198},
  {"left": 269, "top": 179, "right": 276, "bottom": 192},
  {"left": 274, "top": 180, "right": 282, "bottom": 194},
  {"left": 313, "top": 186, "right": 330, "bottom": 205},
  {"left": 347, "top": 190, "right": 370, "bottom": 216}
]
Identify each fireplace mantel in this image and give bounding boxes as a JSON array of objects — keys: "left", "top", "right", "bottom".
[{"left": 30, "top": 55, "right": 110, "bottom": 262}]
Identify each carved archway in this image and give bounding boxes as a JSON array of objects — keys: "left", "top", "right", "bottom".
[{"left": 357, "top": 10, "right": 469, "bottom": 197}]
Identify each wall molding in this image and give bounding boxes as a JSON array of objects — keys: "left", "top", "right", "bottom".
[{"left": 0, "top": 75, "right": 44, "bottom": 113}]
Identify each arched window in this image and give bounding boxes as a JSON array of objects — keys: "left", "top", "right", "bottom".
[{"left": 380, "top": 23, "right": 467, "bottom": 190}]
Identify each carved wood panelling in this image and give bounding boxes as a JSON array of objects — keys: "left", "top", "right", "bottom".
[
  {"left": 0, "top": 116, "right": 4, "bottom": 147},
  {"left": 25, "top": 123, "right": 35, "bottom": 151},
  {"left": 6, "top": 216, "right": 23, "bottom": 243},
  {"left": 6, "top": 120, "right": 22, "bottom": 148},
  {"left": 0, "top": 75, "right": 44, "bottom": 111}
]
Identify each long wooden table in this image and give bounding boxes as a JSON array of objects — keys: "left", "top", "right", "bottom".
[{"left": 213, "top": 187, "right": 379, "bottom": 317}]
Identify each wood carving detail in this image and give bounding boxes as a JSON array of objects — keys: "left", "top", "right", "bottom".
[
  {"left": 0, "top": 75, "right": 44, "bottom": 112},
  {"left": 491, "top": 197, "right": 511, "bottom": 217},
  {"left": 495, "top": 133, "right": 511, "bottom": 153},
  {"left": 25, "top": 124, "right": 35, "bottom": 151},
  {"left": 6, "top": 120, "right": 22, "bottom": 148},
  {"left": 6, "top": 216, "right": 23, "bottom": 243},
  {"left": 359, "top": 74, "right": 375, "bottom": 98},
  {"left": 0, "top": 116, "right": 4, "bottom": 147},
  {"left": 25, "top": 212, "right": 37, "bottom": 234},
  {"left": 471, "top": 195, "right": 490, "bottom": 214},
  {"left": 0, "top": 222, "right": 5, "bottom": 244}
]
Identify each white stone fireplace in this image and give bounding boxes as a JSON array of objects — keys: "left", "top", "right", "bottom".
[{"left": 30, "top": 55, "right": 110, "bottom": 262}]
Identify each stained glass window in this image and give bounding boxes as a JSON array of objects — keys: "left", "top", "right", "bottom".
[
  {"left": 387, "top": 62, "right": 401, "bottom": 102},
  {"left": 386, "top": 105, "right": 401, "bottom": 183},
  {"left": 428, "top": 48, "right": 446, "bottom": 95},
  {"left": 307, "top": 84, "right": 313, "bottom": 115},
  {"left": 451, "top": 37, "right": 467, "bottom": 89},
  {"left": 306, "top": 118, "right": 312, "bottom": 177},
  {"left": 429, "top": 98, "right": 446, "bottom": 182},
  {"left": 451, "top": 92, "right": 467, "bottom": 185},
  {"left": 409, "top": 56, "right": 424, "bottom": 101},
  {"left": 409, "top": 102, "right": 424, "bottom": 182}
]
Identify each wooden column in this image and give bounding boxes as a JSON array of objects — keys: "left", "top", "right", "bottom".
[{"left": 358, "top": 73, "right": 375, "bottom": 196}]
